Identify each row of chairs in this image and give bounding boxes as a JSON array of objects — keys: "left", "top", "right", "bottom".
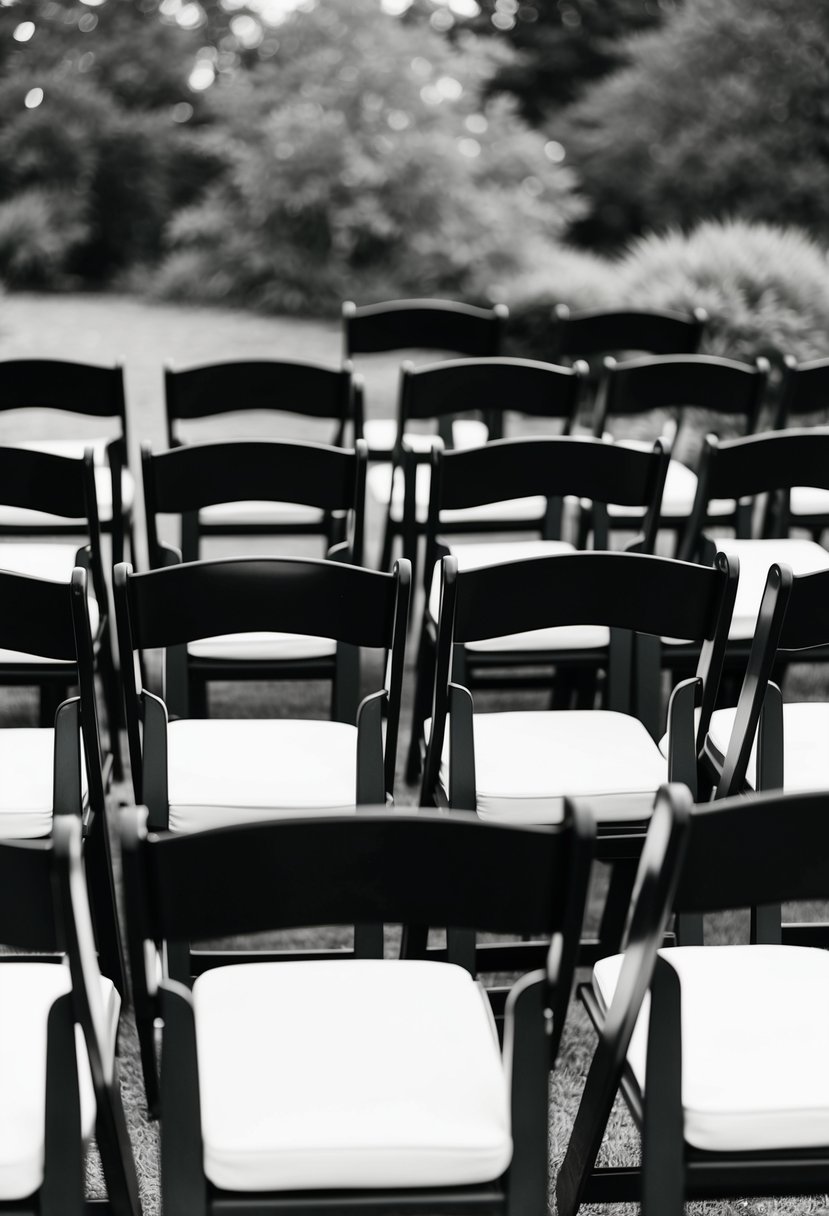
[{"left": 13, "top": 781, "right": 829, "bottom": 1216}]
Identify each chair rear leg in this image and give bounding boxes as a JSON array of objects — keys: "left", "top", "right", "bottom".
[
  {"left": 98, "top": 633, "right": 124, "bottom": 780},
  {"left": 85, "top": 809, "right": 127, "bottom": 999},
  {"left": 405, "top": 625, "right": 435, "bottom": 784}
]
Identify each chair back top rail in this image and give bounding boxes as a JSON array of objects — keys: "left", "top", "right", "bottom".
[
  {"left": 122, "top": 805, "right": 592, "bottom": 944},
  {"left": 430, "top": 435, "right": 668, "bottom": 512},
  {"left": 115, "top": 555, "right": 406, "bottom": 651},
  {"left": 597, "top": 353, "right": 769, "bottom": 427},
  {"left": 343, "top": 298, "right": 507, "bottom": 356},
  {"left": 0, "top": 566, "right": 80, "bottom": 661},
  {"left": 698, "top": 428, "right": 829, "bottom": 500},
  {"left": 551, "top": 305, "right": 706, "bottom": 360},
  {"left": 143, "top": 438, "right": 367, "bottom": 516},
  {"left": 164, "top": 360, "right": 354, "bottom": 428},
  {"left": 776, "top": 354, "right": 829, "bottom": 426},
  {"left": 0, "top": 358, "right": 127, "bottom": 420},
  {"left": 0, "top": 443, "right": 96, "bottom": 521},
  {"left": 401, "top": 356, "right": 584, "bottom": 422}
]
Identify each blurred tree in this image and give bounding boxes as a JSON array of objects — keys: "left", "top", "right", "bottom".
[
  {"left": 560, "top": 0, "right": 829, "bottom": 247},
  {"left": 440, "top": 0, "right": 675, "bottom": 123},
  {"left": 154, "top": 0, "right": 582, "bottom": 313}
]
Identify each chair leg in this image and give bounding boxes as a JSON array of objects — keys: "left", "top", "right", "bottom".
[
  {"left": 354, "top": 923, "right": 384, "bottom": 958},
  {"left": 187, "top": 673, "right": 209, "bottom": 720},
  {"left": 40, "top": 682, "right": 67, "bottom": 728},
  {"left": 98, "top": 632, "right": 124, "bottom": 781},
  {"left": 85, "top": 808, "right": 128, "bottom": 998},
  {"left": 596, "top": 860, "right": 638, "bottom": 959},
  {"left": 95, "top": 1077, "right": 143, "bottom": 1216},
  {"left": 405, "top": 626, "right": 435, "bottom": 784},
  {"left": 379, "top": 512, "right": 395, "bottom": 573}
]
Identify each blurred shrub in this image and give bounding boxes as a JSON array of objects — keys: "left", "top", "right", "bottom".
[
  {"left": 501, "top": 220, "right": 829, "bottom": 366},
  {"left": 0, "top": 190, "right": 88, "bottom": 288},
  {"left": 560, "top": 0, "right": 829, "bottom": 248},
  {"left": 152, "top": 0, "right": 581, "bottom": 315}
]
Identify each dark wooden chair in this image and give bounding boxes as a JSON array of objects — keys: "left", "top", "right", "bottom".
[
  {"left": 0, "top": 814, "right": 139, "bottom": 1214},
  {"left": 0, "top": 358, "right": 132, "bottom": 566},
  {"left": 405, "top": 435, "right": 670, "bottom": 781},
  {"left": 592, "top": 353, "right": 769, "bottom": 548},
  {"left": 164, "top": 359, "right": 359, "bottom": 561},
  {"left": 120, "top": 801, "right": 594, "bottom": 1215},
  {"left": 419, "top": 549, "right": 738, "bottom": 963},
  {"left": 558, "top": 782, "right": 829, "bottom": 1216},
  {"left": 550, "top": 305, "right": 707, "bottom": 366},
  {"left": 0, "top": 444, "right": 122, "bottom": 775},
  {"left": 0, "top": 564, "right": 126, "bottom": 995},
  {"left": 142, "top": 438, "right": 367, "bottom": 717},
  {"left": 343, "top": 297, "right": 508, "bottom": 456},
  {"left": 372, "top": 356, "right": 585, "bottom": 578}
]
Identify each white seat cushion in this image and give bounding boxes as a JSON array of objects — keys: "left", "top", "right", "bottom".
[
  {"left": 706, "top": 702, "right": 829, "bottom": 792},
  {"left": 167, "top": 719, "right": 359, "bottom": 832},
  {"left": 594, "top": 945, "right": 829, "bottom": 1152},
  {"left": 363, "top": 418, "right": 489, "bottom": 455},
  {"left": 198, "top": 500, "right": 323, "bottom": 527},
  {"left": 717, "top": 538, "right": 829, "bottom": 640},
  {"left": 5, "top": 437, "right": 134, "bottom": 523},
  {"left": 193, "top": 959, "right": 511, "bottom": 1192},
  {"left": 188, "top": 632, "right": 337, "bottom": 662},
  {"left": 0, "top": 544, "right": 100, "bottom": 664},
  {"left": 367, "top": 464, "right": 545, "bottom": 525},
  {"left": 0, "top": 962, "right": 119, "bottom": 1200},
  {"left": 428, "top": 540, "right": 610, "bottom": 653},
  {"left": 0, "top": 729, "right": 86, "bottom": 838},
  {"left": 789, "top": 486, "right": 829, "bottom": 517},
  {"left": 437, "top": 710, "right": 664, "bottom": 824}
]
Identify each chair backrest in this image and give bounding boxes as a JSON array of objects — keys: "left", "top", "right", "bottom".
[
  {"left": 551, "top": 306, "right": 707, "bottom": 362},
  {"left": 114, "top": 555, "right": 411, "bottom": 794},
  {"left": 595, "top": 353, "right": 769, "bottom": 441},
  {"left": 716, "top": 561, "right": 829, "bottom": 797},
  {"left": 0, "top": 358, "right": 128, "bottom": 440},
  {"left": 680, "top": 428, "right": 829, "bottom": 559},
  {"left": 142, "top": 438, "right": 368, "bottom": 567},
  {"left": 164, "top": 360, "right": 358, "bottom": 448},
  {"left": 775, "top": 355, "right": 829, "bottom": 428},
  {"left": 426, "top": 550, "right": 738, "bottom": 785},
  {"left": 343, "top": 298, "right": 507, "bottom": 357},
  {"left": 424, "top": 436, "right": 670, "bottom": 577}
]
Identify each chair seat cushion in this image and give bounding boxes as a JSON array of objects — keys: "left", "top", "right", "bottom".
[
  {"left": 594, "top": 945, "right": 829, "bottom": 1152},
  {"left": 0, "top": 963, "right": 119, "bottom": 1200},
  {"left": 0, "top": 545, "right": 99, "bottom": 664},
  {"left": 167, "top": 719, "right": 359, "bottom": 832},
  {"left": 789, "top": 485, "right": 829, "bottom": 517},
  {"left": 193, "top": 959, "right": 511, "bottom": 1192},
  {"left": 188, "top": 632, "right": 337, "bottom": 662},
  {"left": 198, "top": 500, "right": 323, "bottom": 527},
  {"left": 705, "top": 702, "right": 829, "bottom": 792},
  {"left": 363, "top": 418, "right": 489, "bottom": 456},
  {"left": 0, "top": 729, "right": 86, "bottom": 838},
  {"left": 436, "top": 710, "right": 664, "bottom": 823},
  {"left": 367, "top": 464, "right": 545, "bottom": 525},
  {"left": 428, "top": 541, "right": 609, "bottom": 653},
  {"left": 716, "top": 539, "right": 829, "bottom": 640},
  {"left": 7, "top": 437, "right": 134, "bottom": 522}
]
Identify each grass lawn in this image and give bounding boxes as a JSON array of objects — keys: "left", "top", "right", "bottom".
[{"left": 1, "top": 293, "right": 828, "bottom": 1215}]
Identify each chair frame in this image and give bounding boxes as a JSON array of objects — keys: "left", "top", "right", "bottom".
[
  {"left": 114, "top": 555, "right": 411, "bottom": 816},
  {"left": 121, "top": 801, "right": 595, "bottom": 1207},
  {"left": 381, "top": 356, "right": 586, "bottom": 579},
  {"left": 0, "top": 816, "right": 139, "bottom": 1214},
  {"left": 419, "top": 549, "right": 738, "bottom": 963},
  {"left": 0, "top": 358, "right": 132, "bottom": 565},
  {"left": 142, "top": 438, "right": 368, "bottom": 718},
  {"left": 405, "top": 435, "right": 671, "bottom": 781},
  {"left": 164, "top": 359, "right": 361, "bottom": 560},
  {"left": 558, "top": 783, "right": 829, "bottom": 1216}
]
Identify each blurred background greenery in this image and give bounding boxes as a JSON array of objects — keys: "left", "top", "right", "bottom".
[{"left": 2, "top": 0, "right": 829, "bottom": 360}]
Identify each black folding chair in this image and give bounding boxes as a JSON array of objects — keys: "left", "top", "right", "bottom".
[
  {"left": 420, "top": 549, "right": 737, "bottom": 962},
  {"left": 343, "top": 297, "right": 508, "bottom": 455},
  {"left": 550, "top": 305, "right": 707, "bottom": 366},
  {"left": 164, "top": 359, "right": 359, "bottom": 561},
  {"left": 121, "top": 802, "right": 594, "bottom": 1216},
  {"left": 372, "top": 356, "right": 585, "bottom": 579},
  {"left": 0, "top": 564, "right": 125, "bottom": 995},
  {"left": 559, "top": 783, "right": 829, "bottom": 1216},
  {"left": 405, "top": 436, "right": 670, "bottom": 781},
  {"left": 142, "top": 439, "right": 367, "bottom": 717},
  {"left": 0, "top": 358, "right": 132, "bottom": 566},
  {"left": 0, "top": 815, "right": 139, "bottom": 1214},
  {"left": 769, "top": 355, "right": 829, "bottom": 540}
]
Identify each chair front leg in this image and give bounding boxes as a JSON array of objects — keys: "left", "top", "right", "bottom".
[
  {"left": 41, "top": 992, "right": 84, "bottom": 1216},
  {"left": 448, "top": 682, "right": 476, "bottom": 812},
  {"left": 142, "top": 691, "right": 171, "bottom": 831},
  {"left": 160, "top": 981, "right": 208, "bottom": 1216},
  {"left": 666, "top": 678, "right": 703, "bottom": 944},
  {"left": 504, "top": 971, "right": 553, "bottom": 1216},
  {"left": 752, "top": 681, "right": 784, "bottom": 943},
  {"left": 642, "top": 956, "right": 685, "bottom": 1216}
]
